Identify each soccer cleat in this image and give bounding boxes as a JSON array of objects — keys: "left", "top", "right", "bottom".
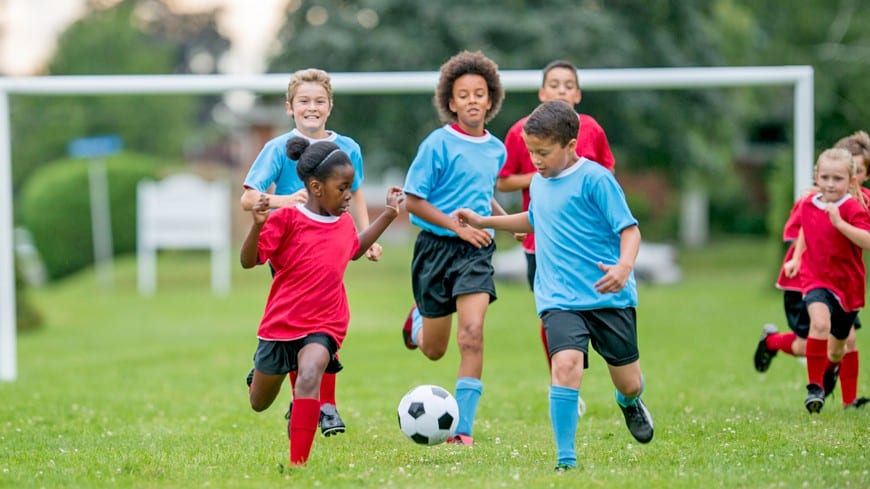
[
  {"left": 804, "top": 383, "right": 825, "bottom": 414},
  {"left": 822, "top": 363, "right": 840, "bottom": 399},
  {"left": 319, "top": 403, "right": 346, "bottom": 437},
  {"left": 619, "top": 397, "right": 654, "bottom": 443},
  {"left": 245, "top": 368, "right": 254, "bottom": 387},
  {"left": 402, "top": 305, "right": 419, "bottom": 350},
  {"left": 554, "top": 464, "right": 573, "bottom": 473},
  {"left": 284, "top": 401, "right": 293, "bottom": 438},
  {"left": 578, "top": 395, "right": 587, "bottom": 419},
  {"left": 846, "top": 397, "right": 869, "bottom": 409},
  {"left": 753, "top": 324, "right": 779, "bottom": 372},
  {"left": 446, "top": 434, "right": 474, "bottom": 446}
]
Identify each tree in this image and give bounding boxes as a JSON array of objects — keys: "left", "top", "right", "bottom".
[{"left": 9, "top": 0, "right": 230, "bottom": 200}]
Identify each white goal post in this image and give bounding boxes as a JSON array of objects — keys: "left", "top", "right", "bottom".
[{"left": 0, "top": 66, "right": 814, "bottom": 381}]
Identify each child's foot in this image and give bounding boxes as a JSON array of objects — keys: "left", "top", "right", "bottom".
[
  {"left": 805, "top": 383, "right": 825, "bottom": 413},
  {"left": 554, "top": 464, "right": 573, "bottom": 472},
  {"left": 618, "top": 397, "right": 654, "bottom": 443},
  {"left": 446, "top": 434, "right": 474, "bottom": 446},
  {"left": 245, "top": 368, "right": 254, "bottom": 387},
  {"left": 846, "top": 397, "right": 869, "bottom": 409},
  {"left": 753, "top": 324, "right": 778, "bottom": 372},
  {"left": 402, "top": 305, "right": 419, "bottom": 350},
  {"left": 319, "top": 403, "right": 346, "bottom": 437},
  {"left": 822, "top": 363, "right": 840, "bottom": 399}
]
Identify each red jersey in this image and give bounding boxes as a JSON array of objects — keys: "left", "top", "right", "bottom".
[
  {"left": 255, "top": 204, "right": 360, "bottom": 347},
  {"left": 776, "top": 194, "right": 813, "bottom": 291},
  {"left": 796, "top": 193, "right": 870, "bottom": 312},
  {"left": 500, "top": 113, "right": 615, "bottom": 252}
]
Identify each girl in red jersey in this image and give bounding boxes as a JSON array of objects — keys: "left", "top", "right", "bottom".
[
  {"left": 784, "top": 148, "right": 870, "bottom": 413},
  {"left": 241, "top": 137, "right": 404, "bottom": 466},
  {"left": 756, "top": 131, "right": 870, "bottom": 409}
]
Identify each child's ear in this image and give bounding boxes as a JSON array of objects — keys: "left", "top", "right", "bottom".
[{"left": 309, "top": 180, "right": 323, "bottom": 197}]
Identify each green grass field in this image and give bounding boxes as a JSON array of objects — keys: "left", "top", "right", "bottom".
[{"left": 1, "top": 238, "right": 868, "bottom": 488}]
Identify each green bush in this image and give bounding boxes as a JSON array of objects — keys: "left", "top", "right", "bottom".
[{"left": 19, "top": 153, "right": 174, "bottom": 281}]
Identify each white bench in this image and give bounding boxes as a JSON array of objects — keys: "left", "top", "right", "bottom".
[{"left": 136, "top": 173, "right": 231, "bottom": 296}]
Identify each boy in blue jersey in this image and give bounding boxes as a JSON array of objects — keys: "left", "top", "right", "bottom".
[
  {"left": 401, "top": 50, "right": 507, "bottom": 446},
  {"left": 456, "top": 100, "right": 653, "bottom": 470}
]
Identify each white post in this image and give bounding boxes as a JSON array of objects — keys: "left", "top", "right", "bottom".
[
  {"left": 88, "top": 158, "right": 115, "bottom": 288},
  {"left": 794, "top": 70, "right": 815, "bottom": 200},
  {"left": 0, "top": 90, "right": 17, "bottom": 382}
]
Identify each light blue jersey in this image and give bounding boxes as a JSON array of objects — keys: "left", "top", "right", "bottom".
[
  {"left": 403, "top": 125, "right": 505, "bottom": 237},
  {"left": 528, "top": 158, "right": 638, "bottom": 314},
  {"left": 243, "top": 129, "right": 365, "bottom": 195}
]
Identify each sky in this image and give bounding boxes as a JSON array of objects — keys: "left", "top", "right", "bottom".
[{"left": 0, "top": 0, "right": 287, "bottom": 75}]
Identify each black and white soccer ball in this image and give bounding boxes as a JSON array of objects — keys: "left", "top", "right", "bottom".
[{"left": 397, "top": 384, "right": 459, "bottom": 445}]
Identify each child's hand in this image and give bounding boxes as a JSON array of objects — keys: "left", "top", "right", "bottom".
[
  {"left": 386, "top": 186, "right": 405, "bottom": 208},
  {"left": 364, "top": 243, "right": 383, "bottom": 261},
  {"left": 454, "top": 208, "right": 483, "bottom": 229},
  {"left": 594, "top": 261, "right": 632, "bottom": 293},
  {"left": 456, "top": 225, "right": 492, "bottom": 249},
  {"left": 783, "top": 258, "right": 799, "bottom": 278},
  {"left": 513, "top": 232, "right": 527, "bottom": 242},
  {"left": 825, "top": 203, "right": 844, "bottom": 227},
  {"left": 251, "top": 193, "right": 270, "bottom": 224},
  {"left": 288, "top": 188, "right": 308, "bottom": 205}
]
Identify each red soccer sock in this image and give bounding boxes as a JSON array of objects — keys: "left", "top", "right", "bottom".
[
  {"left": 540, "top": 321, "right": 551, "bottom": 369},
  {"left": 289, "top": 397, "right": 319, "bottom": 466},
  {"left": 766, "top": 332, "right": 797, "bottom": 355},
  {"left": 839, "top": 351, "right": 859, "bottom": 406},
  {"left": 320, "top": 372, "right": 337, "bottom": 406},
  {"left": 805, "top": 337, "right": 828, "bottom": 387}
]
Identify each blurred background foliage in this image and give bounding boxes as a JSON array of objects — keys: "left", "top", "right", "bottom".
[{"left": 6, "top": 0, "right": 870, "bottom": 289}]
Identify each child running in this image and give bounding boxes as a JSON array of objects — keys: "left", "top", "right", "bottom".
[
  {"left": 456, "top": 100, "right": 653, "bottom": 471},
  {"left": 755, "top": 131, "right": 870, "bottom": 409},
  {"left": 497, "top": 59, "right": 616, "bottom": 416},
  {"left": 783, "top": 147, "right": 870, "bottom": 413},
  {"left": 241, "top": 68, "right": 380, "bottom": 436},
  {"left": 400, "top": 50, "right": 506, "bottom": 446},
  {"left": 242, "top": 137, "right": 403, "bottom": 466}
]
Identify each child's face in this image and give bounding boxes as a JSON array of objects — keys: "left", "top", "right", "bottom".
[
  {"left": 538, "top": 67, "right": 581, "bottom": 107},
  {"left": 522, "top": 132, "right": 578, "bottom": 179},
  {"left": 311, "top": 164, "right": 355, "bottom": 216},
  {"left": 448, "top": 74, "right": 492, "bottom": 135},
  {"left": 287, "top": 82, "right": 332, "bottom": 136},
  {"left": 815, "top": 156, "right": 854, "bottom": 203}
]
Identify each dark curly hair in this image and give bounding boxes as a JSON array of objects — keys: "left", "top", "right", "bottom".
[
  {"left": 434, "top": 50, "right": 504, "bottom": 124},
  {"left": 286, "top": 137, "right": 351, "bottom": 183}
]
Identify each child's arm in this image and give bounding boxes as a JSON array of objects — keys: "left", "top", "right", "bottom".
[
  {"left": 783, "top": 229, "right": 805, "bottom": 278},
  {"left": 594, "top": 224, "right": 640, "bottom": 294},
  {"left": 455, "top": 208, "right": 533, "bottom": 234},
  {"left": 826, "top": 204, "right": 870, "bottom": 249},
  {"left": 240, "top": 194, "right": 271, "bottom": 268},
  {"left": 405, "top": 195, "right": 493, "bottom": 248},
  {"left": 241, "top": 187, "right": 307, "bottom": 211},
  {"left": 490, "top": 197, "right": 508, "bottom": 217},
  {"left": 354, "top": 187, "right": 404, "bottom": 260},
  {"left": 496, "top": 173, "right": 534, "bottom": 192}
]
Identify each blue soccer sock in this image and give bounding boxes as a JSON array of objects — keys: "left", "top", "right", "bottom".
[
  {"left": 454, "top": 377, "right": 483, "bottom": 436},
  {"left": 615, "top": 376, "right": 645, "bottom": 408},
  {"left": 550, "top": 385, "right": 579, "bottom": 468},
  {"left": 409, "top": 307, "right": 423, "bottom": 346}
]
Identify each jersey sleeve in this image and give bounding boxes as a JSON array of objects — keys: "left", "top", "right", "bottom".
[
  {"left": 499, "top": 120, "right": 526, "bottom": 178},
  {"left": 243, "top": 139, "right": 283, "bottom": 191},
  {"left": 403, "top": 135, "right": 441, "bottom": 200},
  {"left": 348, "top": 142, "right": 365, "bottom": 192},
  {"left": 257, "top": 208, "right": 293, "bottom": 266},
  {"left": 589, "top": 121, "right": 616, "bottom": 171},
  {"left": 591, "top": 171, "right": 637, "bottom": 233}
]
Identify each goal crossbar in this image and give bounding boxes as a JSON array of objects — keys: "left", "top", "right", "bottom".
[{"left": 0, "top": 65, "right": 814, "bottom": 381}]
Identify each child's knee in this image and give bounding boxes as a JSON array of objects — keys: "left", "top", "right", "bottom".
[{"left": 421, "top": 344, "right": 447, "bottom": 360}]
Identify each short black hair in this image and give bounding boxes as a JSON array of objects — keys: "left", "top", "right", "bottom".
[
  {"left": 523, "top": 101, "right": 578, "bottom": 146},
  {"left": 541, "top": 60, "right": 579, "bottom": 87},
  {"left": 286, "top": 137, "right": 352, "bottom": 183}
]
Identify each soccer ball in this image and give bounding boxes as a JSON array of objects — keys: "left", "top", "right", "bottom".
[{"left": 397, "top": 384, "right": 459, "bottom": 445}]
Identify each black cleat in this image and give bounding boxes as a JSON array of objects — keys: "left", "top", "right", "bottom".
[
  {"left": 846, "top": 397, "right": 870, "bottom": 409},
  {"left": 618, "top": 397, "right": 654, "bottom": 443},
  {"left": 245, "top": 368, "right": 254, "bottom": 387},
  {"left": 753, "top": 324, "right": 778, "bottom": 373},
  {"left": 554, "top": 464, "right": 573, "bottom": 472},
  {"left": 822, "top": 363, "right": 840, "bottom": 399},
  {"left": 805, "top": 383, "right": 825, "bottom": 414},
  {"left": 319, "top": 403, "right": 346, "bottom": 437}
]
